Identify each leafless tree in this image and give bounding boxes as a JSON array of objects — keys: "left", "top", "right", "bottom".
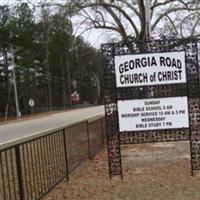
[{"left": 59, "top": 0, "right": 200, "bottom": 41}]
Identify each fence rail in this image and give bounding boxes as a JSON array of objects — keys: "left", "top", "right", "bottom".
[{"left": 0, "top": 115, "right": 105, "bottom": 200}]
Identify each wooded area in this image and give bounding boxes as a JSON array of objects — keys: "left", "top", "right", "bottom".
[{"left": 0, "top": 2, "right": 102, "bottom": 119}]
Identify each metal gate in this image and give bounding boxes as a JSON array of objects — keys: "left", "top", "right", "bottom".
[{"left": 102, "top": 38, "right": 200, "bottom": 178}]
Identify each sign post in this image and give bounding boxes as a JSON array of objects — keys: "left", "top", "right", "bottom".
[
  {"left": 28, "top": 99, "right": 35, "bottom": 114},
  {"left": 102, "top": 38, "right": 200, "bottom": 178}
]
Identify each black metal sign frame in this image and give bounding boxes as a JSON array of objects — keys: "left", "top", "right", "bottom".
[{"left": 102, "top": 38, "right": 200, "bottom": 178}]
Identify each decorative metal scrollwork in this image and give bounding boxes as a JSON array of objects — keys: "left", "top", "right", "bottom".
[{"left": 102, "top": 38, "right": 200, "bottom": 178}]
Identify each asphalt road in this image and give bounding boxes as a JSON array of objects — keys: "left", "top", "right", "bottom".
[{"left": 0, "top": 105, "right": 104, "bottom": 146}]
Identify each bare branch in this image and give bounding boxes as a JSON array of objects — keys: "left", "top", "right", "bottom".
[
  {"left": 117, "top": 0, "right": 140, "bottom": 19},
  {"left": 72, "top": 1, "right": 139, "bottom": 37},
  {"left": 152, "top": 7, "right": 199, "bottom": 31},
  {"left": 191, "top": 15, "right": 200, "bottom": 36},
  {"left": 180, "top": 12, "right": 197, "bottom": 37},
  {"left": 151, "top": 0, "right": 189, "bottom": 10},
  {"left": 99, "top": 0, "right": 127, "bottom": 39},
  {"left": 165, "top": 14, "right": 178, "bottom": 35},
  {"left": 77, "top": 8, "right": 119, "bottom": 36}
]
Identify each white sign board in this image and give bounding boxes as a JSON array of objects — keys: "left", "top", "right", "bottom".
[
  {"left": 118, "top": 97, "right": 189, "bottom": 132},
  {"left": 115, "top": 51, "right": 186, "bottom": 87},
  {"left": 28, "top": 99, "right": 35, "bottom": 107}
]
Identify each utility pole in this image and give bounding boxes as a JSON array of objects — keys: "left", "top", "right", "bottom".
[{"left": 11, "top": 36, "right": 21, "bottom": 119}]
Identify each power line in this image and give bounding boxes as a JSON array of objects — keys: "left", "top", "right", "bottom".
[{"left": 13, "top": 65, "right": 94, "bottom": 85}]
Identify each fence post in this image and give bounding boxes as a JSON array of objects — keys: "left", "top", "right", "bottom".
[
  {"left": 101, "top": 118, "right": 104, "bottom": 145},
  {"left": 15, "top": 145, "right": 25, "bottom": 200},
  {"left": 87, "top": 121, "right": 91, "bottom": 159},
  {"left": 63, "top": 129, "right": 69, "bottom": 181}
]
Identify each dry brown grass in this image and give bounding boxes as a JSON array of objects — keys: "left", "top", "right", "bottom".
[{"left": 44, "top": 141, "right": 200, "bottom": 200}]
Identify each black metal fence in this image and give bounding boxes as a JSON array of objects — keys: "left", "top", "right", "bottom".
[{"left": 0, "top": 116, "right": 105, "bottom": 200}]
